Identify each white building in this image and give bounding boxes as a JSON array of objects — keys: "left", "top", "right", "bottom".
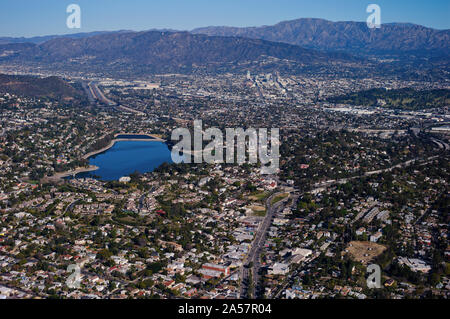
[
  {"left": 370, "top": 232, "right": 383, "bottom": 242},
  {"left": 268, "top": 263, "right": 289, "bottom": 275},
  {"left": 398, "top": 257, "right": 431, "bottom": 273},
  {"left": 119, "top": 176, "right": 131, "bottom": 183},
  {"left": 292, "top": 248, "right": 312, "bottom": 257}
]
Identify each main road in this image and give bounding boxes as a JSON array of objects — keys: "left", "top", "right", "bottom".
[
  {"left": 240, "top": 191, "right": 292, "bottom": 298},
  {"left": 312, "top": 155, "right": 441, "bottom": 190}
]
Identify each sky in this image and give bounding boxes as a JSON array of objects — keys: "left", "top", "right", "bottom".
[{"left": 0, "top": 0, "right": 449, "bottom": 37}]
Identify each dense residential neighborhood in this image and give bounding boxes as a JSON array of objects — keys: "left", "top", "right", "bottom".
[
  {"left": 0, "top": 69, "right": 448, "bottom": 300},
  {"left": 0, "top": 2, "right": 449, "bottom": 303}
]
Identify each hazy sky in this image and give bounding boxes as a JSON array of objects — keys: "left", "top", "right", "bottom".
[{"left": 1, "top": 0, "right": 449, "bottom": 37}]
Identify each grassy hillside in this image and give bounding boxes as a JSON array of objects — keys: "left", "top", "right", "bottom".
[{"left": 0, "top": 73, "right": 83, "bottom": 101}]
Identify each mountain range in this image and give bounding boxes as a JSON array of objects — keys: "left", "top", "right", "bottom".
[
  {"left": 0, "top": 30, "right": 366, "bottom": 77},
  {"left": 193, "top": 18, "right": 449, "bottom": 57},
  {"left": 0, "top": 31, "right": 126, "bottom": 45},
  {"left": 0, "top": 18, "right": 448, "bottom": 78}
]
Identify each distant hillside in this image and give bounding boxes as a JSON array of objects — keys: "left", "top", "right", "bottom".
[
  {"left": 0, "top": 73, "right": 83, "bottom": 100},
  {"left": 1, "top": 25, "right": 447, "bottom": 79},
  {"left": 0, "top": 31, "right": 128, "bottom": 45},
  {"left": 327, "top": 88, "right": 450, "bottom": 110},
  {"left": 193, "top": 18, "right": 450, "bottom": 56},
  {"left": 3, "top": 18, "right": 448, "bottom": 56},
  {"left": 0, "top": 43, "right": 36, "bottom": 58},
  {"left": 0, "top": 31, "right": 364, "bottom": 77}
]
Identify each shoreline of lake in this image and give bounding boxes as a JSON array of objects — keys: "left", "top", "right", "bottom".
[
  {"left": 82, "top": 134, "right": 166, "bottom": 160},
  {"left": 47, "top": 133, "right": 166, "bottom": 182},
  {"left": 79, "top": 139, "right": 176, "bottom": 181},
  {"left": 45, "top": 165, "right": 100, "bottom": 182}
]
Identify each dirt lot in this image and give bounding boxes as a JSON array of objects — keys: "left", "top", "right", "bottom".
[
  {"left": 249, "top": 204, "right": 266, "bottom": 216},
  {"left": 345, "top": 241, "right": 387, "bottom": 264},
  {"left": 248, "top": 191, "right": 269, "bottom": 202}
]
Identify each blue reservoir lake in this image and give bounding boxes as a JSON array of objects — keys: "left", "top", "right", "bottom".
[{"left": 75, "top": 140, "right": 178, "bottom": 181}]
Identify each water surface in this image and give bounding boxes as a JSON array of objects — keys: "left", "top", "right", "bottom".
[{"left": 75, "top": 140, "right": 178, "bottom": 181}]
